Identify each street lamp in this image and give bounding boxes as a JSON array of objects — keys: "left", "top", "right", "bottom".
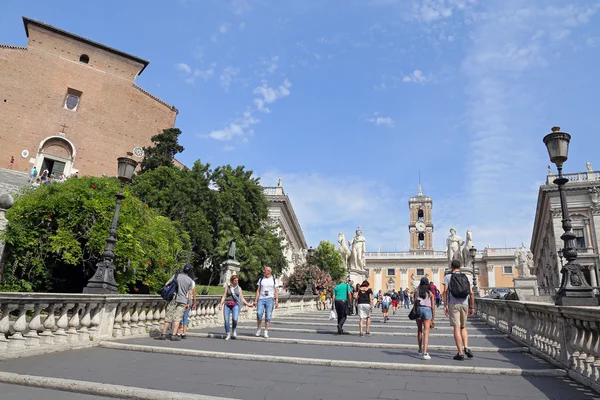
[
  {"left": 469, "top": 246, "right": 480, "bottom": 297},
  {"left": 84, "top": 157, "right": 138, "bottom": 293},
  {"left": 304, "top": 247, "right": 315, "bottom": 296},
  {"left": 543, "top": 127, "right": 598, "bottom": 305}
]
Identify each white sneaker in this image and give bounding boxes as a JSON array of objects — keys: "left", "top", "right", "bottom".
[
  {"left": 422, "top": 353, "right": 431, "bottom": 360},
  {"left": 263, "top": 330, "right": 269, "bottom": 338},
  {"left": 255, "top": 328, "right": 262, "bottom": 337},
  {"left": 232, "top": 329, "right": 237, "bottom": 338},
  {"left": 225, "top": 333, "right": 231, "bottom": 341}
]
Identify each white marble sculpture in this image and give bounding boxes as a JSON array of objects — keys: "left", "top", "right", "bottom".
[
  {"left": 462, "top": 229, "right": 474, "bottom": 267},
  {"left": 348, "top": 227, "right": 366, "bottom": 271},
  {"left": 590, "top": 187, "right": 600, "bottom": 205},
  {"left": 337, "top": 232, "right": 351, "bottom": 270},
  {"left": 411, "top": 273, "right": 419, "bottom": 290},
  {"left": 547, "top": 164, "right": 552, "bottom": 175},
  {"left": 586, "top": 160, "right": 593, "bottom": 172},
  {"left": 446, "top": 228, "right": 464, "bottom": 267},
  {"left": 515, "top": 243, "right": 534, "bottom": 277}
]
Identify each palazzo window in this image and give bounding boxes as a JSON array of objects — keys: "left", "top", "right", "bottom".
[
  {"left": 64, "top": 88, "right": 82, "bottom": 111},
  {"left": 387, "top": 268, "right": 395, "bottom": 276},
  {"left": 574, "top": 228, "right": 586, "bottom": 249},
  {"left": 416, "top": 268, "right": 425, "bottom": 276},
  {"left": 503, "top": 266, "right": 513, "bottom": 274}
]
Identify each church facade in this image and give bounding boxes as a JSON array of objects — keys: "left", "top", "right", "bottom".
[
  {"left": 353, "top": 186, "right": 522, "bottom": 294},
  {"left": 0, "top": 17, "right": 177, "bottom": 179}
]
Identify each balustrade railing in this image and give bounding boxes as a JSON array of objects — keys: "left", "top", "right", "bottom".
[
  {"left": 0, "top": 293, "right": 316, "bottom": 359},
  {"left": 475, "top": 298, "right": 600, "bottom": 393}
]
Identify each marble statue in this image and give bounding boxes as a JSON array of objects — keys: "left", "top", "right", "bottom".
[
  {"left": 547, "top": 164, "right": 552, "bottom": 175},
  {"left": 348, "top": 227, "right": 366, "bottom": 271},
  {"left": 590, "top": 187, "right": 600, "bottom": 205},
  {"left": 227, "top": 238, "right": 237, "bottom": 260},
  {"left": 411, "top": 273, "right": 419, "bottom": 290},
  {"left": 446, "top": 228, "right": 464, "bottom": 266},
  {"left": 277, "top": 177, "right": 282, "bottom": 187},
  {"left": 586, "top": 161, "right": 593, "bottom": 172},
  {"left": 462, "top": 230, "right": 474, "bottom": 267},
  {"left": 337, "top": 232, "right": 351, "bottom": 270},
  {"left": 515, "top": 242, "right": 533, "bottom": 277}
]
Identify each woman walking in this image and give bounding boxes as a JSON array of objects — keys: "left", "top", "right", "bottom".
[
  {"left": 354, "top": 280, "right": 373, "bottom": 336},
  {"left": 218, "top": 275, "right": 254, "bottom": 340},
  {"left": 414, "top": 277, "right": 435, "bottom": 360},
  {"left": 381, "top": 292, "right": 392, "bottom": 322}
]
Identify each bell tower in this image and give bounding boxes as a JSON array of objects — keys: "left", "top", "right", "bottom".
[{"left": 408, "top": 184, "right": 434, "bottom": 250}]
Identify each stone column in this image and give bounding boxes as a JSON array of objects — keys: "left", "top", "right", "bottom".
[
  {"left": 0, "top": 194, "right": 15, "bottom": 278},
  {"left": 399, "top": 268, "right": 408, "bottom": 290},
  {"left": 373, "top": 268, "right": 382, "bottom": 293},
  {"left": 487, "top": 265, "right": 496, "bottom": 288},
  {"left": 588, "top": 265, "right": 598, "bottom": 295}
]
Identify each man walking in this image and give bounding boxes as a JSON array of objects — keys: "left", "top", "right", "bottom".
[
  {"left": 403, "top": 287, "right": 410, "bottom": 309},
  {"left": 442, "top": 260, "right": 475, "bottom": 361},
  {"left": 155, "top": 264, "right": 195, "bottom": 341},
  {"left": 332, "top": 279, "right": 352, "bottom": 334},
  {"left": 255, "top": 266, "right": 278, "bottom": 338}
]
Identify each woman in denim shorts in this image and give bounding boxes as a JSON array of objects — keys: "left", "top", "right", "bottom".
[{"left": 413, "top": 277, "right": 435, "bottom": 360}]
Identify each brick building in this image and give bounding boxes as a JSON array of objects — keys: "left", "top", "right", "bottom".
[{"left": 0, "top": 17, "right": 178, "bottom": 178}]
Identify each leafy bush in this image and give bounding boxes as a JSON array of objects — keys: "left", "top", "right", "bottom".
[
  {"left": 0, "top": 177, "right": 191, "bottom": 293},
  {"left": 282, "top": 264, "right": 333, "bottom": 295}
]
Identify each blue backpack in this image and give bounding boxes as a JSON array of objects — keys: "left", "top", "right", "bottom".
[{"left": 160, "top": 273, "right": 179, "bottom": 301}]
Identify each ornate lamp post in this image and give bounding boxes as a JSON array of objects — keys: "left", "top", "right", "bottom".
[
  {"left": 84, "top": 157, "right": 138, "bottom": 293},
  {"left": 469, "top": 246, "right": 480, "bottom": 297},
  {"left": 305, "top": 247, "right": 315, "bottom": 296},
  {"left": 543, "top": 127, "right": 598, "bottom": 305}
]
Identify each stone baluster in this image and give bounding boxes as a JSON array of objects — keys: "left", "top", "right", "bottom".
[
  {"left": 159, "top": 302, "right": 166, "bottom": 326},
  {"left": 199, "top": 301, "right": 207, "bottom": 325},
  {"left": 591, "top": 321, "right": 600, "bottom": 382},
  {"left": 121, "top": 303, "right": 131, "bottom": 336},
  {"left": 112, "top": 303, "right": 123, "bottom": 338},
  {"left": 24, "top": 302, "right": 47, "bottom": 347},
  {"left": 129, "top": 303, "right": 140, "bottom": 335},
  {"left": 153, "top": 302, "right": 163, "bottom": 331},
  {"left": 137, "top": 302, "right": 147, "bottom": 335},
  {"left": 8, "top": 303, "right": 30, "bottom": 349},
  {"left": 78, "top": 303, "right": 96, "bottom": 342},
  {"left": 55, "top": 303, "right": 74, "bottom": 344},
  {"left": 39, "top": 303, "right": 57, "bottom": 345},
  {"left": 88, "top": 303, "right": 101, "bottom": 339},
  {"left": 66, "top": 303, "right": 83, "bottom": 343},
  {"left": 0, "top": 303, "right": 17, "bottom": 351},
  {"left": 583, "top": 321, "right": 595, "bottom": 379}
]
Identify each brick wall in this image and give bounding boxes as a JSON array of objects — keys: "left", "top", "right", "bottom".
[{"left": 0, "top": 23, "right": 177, "bottom": 177}]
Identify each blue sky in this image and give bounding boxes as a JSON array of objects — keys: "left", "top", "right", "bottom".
[{"left": 3, "top": 0, "right": 600, "bottom": 252}]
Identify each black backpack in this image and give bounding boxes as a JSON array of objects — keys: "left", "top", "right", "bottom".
[
  {"left": 449, "top": 273, "right": 470, "bottom": 299},
  {"left": 160, "top": 273, "right": 179, "bottom": 301}
]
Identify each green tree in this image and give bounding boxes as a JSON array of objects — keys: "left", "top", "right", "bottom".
[
  {"left": 0, "top": 177, "right": 191, "bottom": 293},
  {"left": 313, "top": 240, "right": 345, "bottom": 282},
  {"left": 140, "top": 128, "right": 185, "bottom": 172},
  {"left": 282, "top": 264, "right": 333, "bottom": 295}
]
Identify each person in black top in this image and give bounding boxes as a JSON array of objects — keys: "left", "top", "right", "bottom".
[{"left": 354, "top": 280, "right": 374, "bottom": 336}]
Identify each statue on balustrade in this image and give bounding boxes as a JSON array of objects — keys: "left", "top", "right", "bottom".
[
  {"left": 515, "top": 243, "right": 534, "bottom": 277},
  {"left": 462, "top": 229, "right": 474, "bottom": 267},
  {"left": 586, "top": 160, "right": 593, "bottom": 172},
  {"left": 348, "top": 227, "right": 366, "bottom": 271},
  {"left": 446, "top": 228, "right": 464, "bottom": 267},
  {"left": 337, "top": 232, "right": 351, "bottom": 270}
]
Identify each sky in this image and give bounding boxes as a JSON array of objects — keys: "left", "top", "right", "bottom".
[{"left": 2, "top": 0, "right": 600, "bottom": 252}]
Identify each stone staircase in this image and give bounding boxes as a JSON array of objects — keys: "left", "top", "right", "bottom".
[
  {"left": 0, "top": 168, "right": 30, "bottom": 197},
  {"left": 1, "top": 305, "right": 597, "bottom": 399}
]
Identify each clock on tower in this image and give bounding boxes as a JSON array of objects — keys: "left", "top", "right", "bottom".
[{"left": 408, "top": 185, "right": 434, "bottom": 250}]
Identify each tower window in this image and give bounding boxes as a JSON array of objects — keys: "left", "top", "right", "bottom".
[
  {"left": 418, "top": 233, "right": 425, "bottom": 247},
  {"left": 79, "top": 54, "right": 89, "bottom": 64},
  {"left": 64, "top": 88, "right": 83, "bottom": 111},
  {"left": 418, "top": 209, "right": 424, "bottom": 220}
]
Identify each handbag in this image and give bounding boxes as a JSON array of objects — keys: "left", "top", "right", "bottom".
[
  {"left": 227, "top": 285, "right": 241, "bottom": 307},
  {"left": 408, "top": 299, "right": 421, "bottom": 320},
  {"left": 329, "top": 309, "right": 336, "bottom": 320}
]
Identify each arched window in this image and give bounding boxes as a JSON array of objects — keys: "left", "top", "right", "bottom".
[
  {"left": 418, "top": 232, "right": 425, "bottom": 247},
  {"left": 79, "top": 54, "right": 89, "bottom": 64},
  {"left": 418, "top": 209, "right": 424, "bottom": 221}
]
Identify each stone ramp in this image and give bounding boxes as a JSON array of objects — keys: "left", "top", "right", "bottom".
[
  {"left": 0, "top": 310, "right": 598, "bottom": 400},
  {"left": 0, "top": 167, "right": 29, "bottom": 197}
]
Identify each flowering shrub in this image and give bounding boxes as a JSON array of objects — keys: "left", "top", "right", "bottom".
[{"left": 283, "top": 264, "right": 333, "bottom": 295}]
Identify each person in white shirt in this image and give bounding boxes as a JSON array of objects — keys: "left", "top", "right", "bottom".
[
  {"left": 254, "top": 266, "right": 279, "bottom": 338},
  {"left": 381, "top": 293, "right": 392, "bottom": 322}
]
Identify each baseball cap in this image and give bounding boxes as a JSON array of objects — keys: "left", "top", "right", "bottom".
[{"left": 183, "top": 263, "right": 193, "bottom": 273}]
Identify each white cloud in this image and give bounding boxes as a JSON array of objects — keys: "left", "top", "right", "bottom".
[
  {"left": 175, "top": 63, "right": 215, "bottom": 84},
  {"left": 366, "top": 113, "right": 396, "bottom": 127},
  {"left": 207, "top": 110, "right": 259, "bottom": 141},
  {"left": 223, "top": 145, "right": 235, "bottom": 151},
  {"left": 220, "top": 66, "right": 240, "bottom": 91},
  {"left": 402, "top": 69, "right": 428, "bottom": 83},
  {"left": 231, "top": 0, "right": 251, "bottom": 14},
  {"left": 239, "top": 22, "right": 246, "bottom": 31},
  {"left": 219, "top": 23, "right": 230, "bottom": 34},
  {"left": 253, "top": 79, "right": 292, "bottom": 113},
  {"left": 175, "top": 63, "right": 192, "bottom": 74}
]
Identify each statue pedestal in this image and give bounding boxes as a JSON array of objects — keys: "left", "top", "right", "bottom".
[
  {"left": 513, "top": 276, "right": 539, "bottom": 300},
  {"left": 220, "top": 259, "right": 241, "bottom": 287},
  {"left": 348, "top": 268, "right": 368, "bottom": 287}
]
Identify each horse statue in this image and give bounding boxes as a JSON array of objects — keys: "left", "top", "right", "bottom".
[
  {"left": 462, "top": 230, "right": 474, "bottom": 267},
  {"left": 337, "top": 232, "right": 351, "bottom": 270}
]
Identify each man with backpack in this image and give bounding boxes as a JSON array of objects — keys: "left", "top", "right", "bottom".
[
  {"left": 255, "top": 266, "right": 279, "bottom": 338},
  {"left": 429, "top": 282, "right": 440, "bottom": 308},
  {"left": 403, "top": 288, "right": 410, "bottom": 309},
  {"left": 155, "top": 263, "right": 195, "bottom": 341},
  {"left": 442, "top": 260, "right": 475, "bottom": 361}
]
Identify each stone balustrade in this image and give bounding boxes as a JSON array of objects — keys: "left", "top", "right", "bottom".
[
  {"left": 476, "top": 298, "right": 600, "bottom": 393},
  {"left": 0, "top": 293, "right": 317, "bottom": 359}
]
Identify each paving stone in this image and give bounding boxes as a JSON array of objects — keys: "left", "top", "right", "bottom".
[
  {"left": 0, "top": 383, "right": 111, "bottom": 400},
  {"left": 379, "top": 389, "right": 468, "bottom": 399}
]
